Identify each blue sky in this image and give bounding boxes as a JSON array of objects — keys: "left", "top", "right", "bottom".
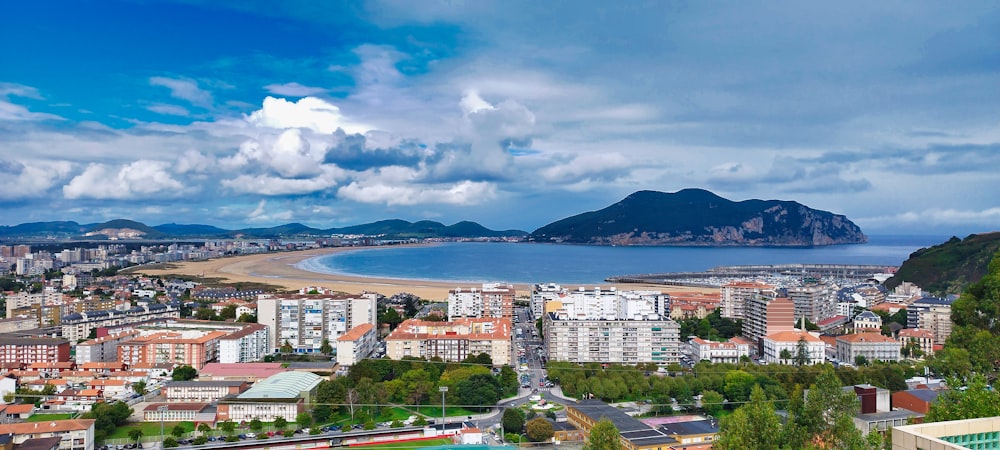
[{"left": 1, "top": 1, "right": 999, "bottom": 235}]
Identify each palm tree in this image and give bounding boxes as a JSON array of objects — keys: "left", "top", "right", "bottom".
[
  {"left": 128, "top": 429, "right": 144, "bottom": 447},
  {"left": 197, "top": 423, "right": 211, "bottom": 437},
  {"left": 779, "top": 348, "right": 792, "bottom": 365}
]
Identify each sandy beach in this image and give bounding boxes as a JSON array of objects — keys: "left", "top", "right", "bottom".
[{"left": 134, "top": 245, "right": 719, "bottom": 300}]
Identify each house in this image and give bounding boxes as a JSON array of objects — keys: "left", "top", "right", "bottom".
[
  {"left": 760, "top": 331, "right": 824, "bottom": 365},
  {"left": 891, "top": 389, "right": 942, "bottom": 415},
  {"left": 852, "top": 311, "right": 882, "bottom": 332},
  {"left": 897, "top": 329, "right": 934, "bottom": 358},
  {"left": 836, "top": 332, "right": 902, "bottom": 364}
]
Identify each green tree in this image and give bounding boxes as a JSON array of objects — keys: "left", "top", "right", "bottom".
[
  {"left": 794, "top": 337, "right": 811, "bottom": 366},
  {"left": 132, "top": 380, "right": 147, "bottom": 396},
  {"left": 582, "top": 418, "right": 622, "bottom": 450},
  {"left": 171, "top": 365, "right": 197, "bottom": 381},
  {"left": 502, "top": 407, "right": 525, "bottom": 434},
  {"left": 163, "top": 437, "right": 178, "bottom": 448},
  {"left": 194, "top": 307, "right": 217, "bottom": 320},
  {"left": 796, "top": 366, "right": 870, "bottom": 449},
  {"left": 236, "top": 313, "right": 257, "bottom": 323},
  {"left": 128, "top": 429, "right": 144, "bottom": 445},
  {"left": 320, "top": 338, "right": 333, "bottom": 354},
  {"left": 525, "top": 417, "right": 554, "bottom": 442},
  {"left": 928, "top": 347, "right": 972, "bottom": 377},
  {"left": 948, "top": 250, "right": 1000, "bottom": 375},
  {"left": 379, "top": 307, "right": 403, "bottom": 330},
  {"left": 281, "top": 340, "right": 294, "bottom": 353},
  {"left": 249, "top": 417, "right": 263, "bottom": 432},
  {"left": 854, "top": 354, "right": 868, "bottom": 367},
  {"left": 701, "top": 390, "right": 725, "bottom": 417},
  {"left": 193, "top": 436, "right": 207, "bottom": 445},
  {"left": 197, "top": 423, "right": 211, "bottom": 436},
  {"left": 274, "top": 417, "right": 288, "bottom": 430},
  {"left": 723, "top": 370, "right": 755, "bottom": 404},
  {"left": 779, "top": 348, "right": 792, "bottom": 365},
  {"left": 171, "top": 425, "right": 185, "bottom": 438},
  {"left": 296, "top": 412, "right": 313, "bottom": 430},
  {"left": 926, "top": 374, "right": 1000, "bottom": 422},
  {"left": 715, "top": 385, "right": 783, "bottom": 450},
  {"left": 219, "top": 421, "right": 236, "bottom": 435},
  {"left": 219, "top": 304, "right": 238, "bottom": 320}
]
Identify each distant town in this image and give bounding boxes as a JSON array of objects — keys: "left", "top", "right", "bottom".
[{"left": 0, "top": 238, "right": 987, "bottom": 450}]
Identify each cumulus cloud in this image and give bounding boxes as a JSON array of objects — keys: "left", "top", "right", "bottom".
[
  {"left": 247, "top": 200, "right": 294, "bottom": 222},
  {"left": 264, "top": 82, "right": 329, "bottom": 97},
  {"left": 245, "top": 96, "right": 369, "bottom": 134},
  {"left": 220, "top": 168, "right": 344, "bottom": 196},
  {"left": 222, "top": 128, "right": 329, "bottom": 178},
  {"left": 63, "top": 160, "right": 186, "bottom": 199},
  {"left": 0, "top": 160, "right": 72, "bottom": 200},
  {"left": 150, "top": 76, "right": 213, "bottom": 106},
  {"left": 175, "top": 150, "right": 214, "bottom": 174},
  {"left": 857, "top": 207, "right": 1000, "bottom": 229}
]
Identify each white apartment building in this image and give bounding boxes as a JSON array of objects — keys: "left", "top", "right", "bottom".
[
  {"left": 531, "top": 283, "right": 567, "bottom": 319},
  {"left": 75, "top": 331, "right": 140, "bottom": 364},
  {"left": 257, "top": 290, "right": 377, "bottom": 354},
  {"left": 720, "top": 281, "right": 775, "bottom": 320},
  {"left": 761, "top": 331, "right": 825, "bottom": 365},
  {"left": 218, "top": 323, "right": 269, "bottom": 363},
  {"left": 543, "top": 288, "right": 678, "bottom": 365},
  {"left": 5, "top": 291, "right": 65, "bottom": 318},
  {"left": 447, "top": 283, "right": 515, "bottom": 319},
  {"left": 336, "top": 323, "right": 377, "bottom": 366}
]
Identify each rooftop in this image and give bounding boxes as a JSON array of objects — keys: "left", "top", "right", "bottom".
[{"left": 236, "top": 371, "right": 322, "bottom": 400}]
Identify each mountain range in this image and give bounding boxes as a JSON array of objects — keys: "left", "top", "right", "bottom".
[
  {"left": 529, "top": 189, "right": 867, "bottom": 246},
  {"left": 885, "top": 232, "right": 1000, "bottom": 295},
  {"left": 0, "top": 219, "right": 527, "bottom": 240}
]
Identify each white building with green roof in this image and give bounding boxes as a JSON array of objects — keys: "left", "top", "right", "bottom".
[{"left": 216, "top": 371, "right": 323, "bottom": 422}]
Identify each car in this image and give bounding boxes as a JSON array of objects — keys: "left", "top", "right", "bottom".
[
  {"left": 245, "top": 433, "right": 256, "bottom": 439},
  {"left": 510, "top": 402, "right": 516, "bottom": 407}
]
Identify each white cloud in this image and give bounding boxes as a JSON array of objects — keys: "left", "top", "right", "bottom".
[
  {"left": 247, "top": 200, "right": 294, "bottom": 222},
  {"left": 244, "top": 96, "right": 370, "bottom": 134},
  {"left": 338, "top": 178, "right": 497, "bottom": 206},
  {"left": 264, "top": 82, "right": 328, "bottom": 97},
  {"left": 540, "top": 153, "right": 631, "bottom": 183},
  {"left": 146, "top": 103, "right": 191, "bottom": 116},
  {"left": 0, "top": 100, "right": 63, "bottom": 122},
  {"left": 176, "top": 150, "right": 214, "bottom": 174},
  {"left": 150, "top": 76, "right": 213, "bottom": 106},
  {"left": 0, "top": 82, "right": 43, "bottom": 99},
  {"left": 220, "top": 165, "right": 345, "bottom": 196},
  {"left": 857, "top": 207, "right": 1000, "bottom": 229},
  {"left": 63, "top": 160, "right": 186, "bottom": 199},
  {"left": 0, "top": 160, "right": 72, "bottom": 200}
]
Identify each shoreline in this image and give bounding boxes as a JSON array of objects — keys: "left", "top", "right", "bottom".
[{"left": 134, "top": 244, "right": 719, "bottom": 300}]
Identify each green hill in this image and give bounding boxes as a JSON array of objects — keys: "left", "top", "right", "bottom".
[
  {"left": 530, "top": 189, "right": 866, "bottom": 246},
  {"left": 885, "top": 232, "right": 1000, "bottom": 295}
]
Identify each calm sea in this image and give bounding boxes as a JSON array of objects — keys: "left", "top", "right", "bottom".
[{"left": 295, "top": 235, "right": 949, "bottom": 285}]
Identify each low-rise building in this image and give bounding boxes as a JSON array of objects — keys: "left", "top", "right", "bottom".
[
  {"left": 567, "top": 399, "right": 703, "bottom": 450},
  {"left": 689, "top": 337, "right": 750, "bottom": 364},
  {"left": 142, "top": 403, "right": 216, "bottom": 423},
  {"left": 0, "top": 337, "right": 71, "bottom": 365},
  {"left": 897, "top": 328, "right": 934, "bottom": 359},
  {"left": 761, "top": 331, "right": 825, "bottom": 365},
  {"left": 836, "top": 332, "right": 902, "bottom": 364},
  {"left": 162, "top": 380, "right": 249, "bottom": 403},
  {"left": 216, "top": 371, "right": 322, "bottom": 423},
  {"left": 335, "top": 324, "right": 376, "bottom": 367},
  {"left": 852, "top": 310, "right": 882, "bottom": 332},
  {"left": 0, "top": 419, "right": 95, "bottom": 450},
  {"left": 892, "top": 416, "right": 1000, "bottom": 449}
]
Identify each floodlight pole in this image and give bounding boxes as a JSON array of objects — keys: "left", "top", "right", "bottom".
[{"left": 439, "top": 386, "right": 448, "bottom": 432}]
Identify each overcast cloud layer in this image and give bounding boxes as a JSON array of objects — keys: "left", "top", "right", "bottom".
[{"left": 1, "top": 1, "right": 998, "bottom": 235}]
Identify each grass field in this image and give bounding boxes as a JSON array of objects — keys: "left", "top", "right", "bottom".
[
  {"left": 26, "top": 413, "right": 75, "bottom": 422},
  {"left": 351, "top": 438, "right": 453, "bottom": 450},
  {"left": 104, "top": 421, "right": 194, "bottom": 441}
]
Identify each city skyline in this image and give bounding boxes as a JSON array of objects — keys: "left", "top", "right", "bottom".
[{"left": 1, "top": 1, "right": 999, "bottom": 235}]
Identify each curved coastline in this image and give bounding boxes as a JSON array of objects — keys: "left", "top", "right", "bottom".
[{"left": 134, "top": 243, "right": 710, "bottom": 299}]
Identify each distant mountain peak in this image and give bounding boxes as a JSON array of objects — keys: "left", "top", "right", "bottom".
[{"left": 530, "top": 189, "right": 866, "bottom": 246}]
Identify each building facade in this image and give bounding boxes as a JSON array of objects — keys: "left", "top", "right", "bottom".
[
  {"left": 60, "top": 304, "right": 179, "bottom": 342},
  {"left": 836, "top": 332, "right": 902, "bottom": 364},
  {"left": 689, "top": 337, "right": 751, "bottom": 364},
  {"left": 0, "top": 336, "right": 71, "bottom": 365},
  {"left": 720, "top": 281, "right": 774, "bottom": 320},
  {"left": 742, "top": 295, "right": 795, "bottom": 354},
  {"left": 907, "top": 297, "right": 953, "bottom": 345},
  {"left": 897, "top": 328, "right": 934, "bottom": 358},
  {"left": 385, "top": 318, "right": 512, "bottom": 366},
  {"left": 257, "top": 290, "right": 377, "bottom": 354},
  {"left": 447, "top": 283, "right": 516, "bottom": 319},
  {"left": 761, "top": 331, "right": 825, "bottom": 365},
  {"left": 787, "top": 283, "right": 836, "bottom": 324},
  {"left": 217, "top": 323, "right": 269, "bottom": 364},
  {"left": 335, "top": 323, "right": 377, "bottom": 367}
]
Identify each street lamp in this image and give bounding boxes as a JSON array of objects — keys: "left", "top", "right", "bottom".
[
  {"left": 158, "top": 405, "right": 168, "bottom": 449},
  {"left": 439, "top": 386, "right": 448, "bottom": 432}
]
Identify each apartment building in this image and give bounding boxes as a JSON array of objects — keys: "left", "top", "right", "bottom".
[
  {"left": 530, "top": 283, "right": 566, "bottom": 319},
  {"left": 836, "top": 332, "right": 902, "bottom": 363},
  {"left": 117, "top": 330, "right": 226, "bottom": 368},
  {"left": 761, "top": 331, "right": 825, "bottom": 365},
  {"left": 5, "top": 291, "right": 65, "bottom": 320},
  {"left": 0, "top": 419, "right": 96, "bottom": 450},
  {"left": 217, "top": 323, "right": 269, "bottom": 363},
  {"left": 787, "top": 283, "right": 836, "bottom": 324},
  {"left": 0, "top": 336, "right": 71, "bottom": 365},
  {"left": 907, "top": 297, "right": 953, "bottom": 345},
  {"left": 720, "top": 281, "right": 774, "bottom": 320},
  {"left": 335, "top": 323, "right": 377, "bottom": 367},
  {"left": 60, "top": 304, "right": 179, "bottom": 342},
  {"left": 74, "top": 331, "right": 140, "bottom": 364},
  {"left": 897, "top": 328, "right": 935, "bottom": 358},
  {"left": 447, "top": 283, "right": 516, "bottom": 319},
  {"left": 742, "top": 295, "right": 795, "bottom": 354},
  {"left": 257, "top": 290, "right": 377, "bottom": 354},
  {"left": 0, "top": 317, "right": 41, "bottom": 333},
  {"left": 385, "top": 318, "right": 512, "bottom": 365},
  {"left": 544, "top": 288, "right": 678, "bottom": 365}
]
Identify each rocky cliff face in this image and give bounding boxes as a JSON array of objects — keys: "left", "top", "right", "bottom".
[{"left": 530, "top": 189, "right": 867, "bottom": 246}]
